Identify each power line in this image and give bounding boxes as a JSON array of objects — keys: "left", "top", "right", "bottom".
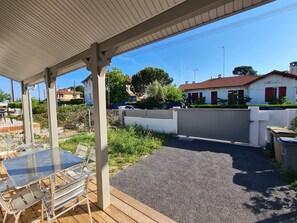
[{"left": 123, "top": 2, "right": 297, "bottom": 57}]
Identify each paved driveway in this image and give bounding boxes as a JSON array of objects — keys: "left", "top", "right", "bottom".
[{"left": 111, "top": 137, "right": 297, "bottom": 223}]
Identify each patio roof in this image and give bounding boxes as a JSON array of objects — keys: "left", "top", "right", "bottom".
[{"left": 0, "top": 0, "right": 273, "bottom": 84}]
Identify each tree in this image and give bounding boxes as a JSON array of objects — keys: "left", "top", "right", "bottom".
[
  {"left": 163, "top": 85, "right": 185, "bottom": 102},
  {"left": 106, "top": 67, "right": 130, "bottom": 103},
  {"left": 0, "top": 89, "right": 10, "bottom": 102},
  {"left": 146, "top": 81, "right": 165, "bottom": 102},
  {"left": 232, "top": 66, "right": 257, "bottom": 76},
  {"left": 131, "top": 67, "right": 173, "bottom": 97}
]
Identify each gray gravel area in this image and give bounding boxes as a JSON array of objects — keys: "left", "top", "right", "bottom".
[{"left": 111, "top": 137, "right": 297, "bottom": 223}]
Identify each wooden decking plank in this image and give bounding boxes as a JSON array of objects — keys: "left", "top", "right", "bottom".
[
  {"left": 104, "top": 205, "right": 137, "bottom": 223},
  {"left": 111, "top": 195, "right": 157, "bottom": 223},
  {"left": 110, "top": 187, "right": 176, "bottom": 223}
]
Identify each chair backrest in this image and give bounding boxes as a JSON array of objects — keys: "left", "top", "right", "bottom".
[
  {"left": 52, "top": 175, "right": 88, "bottom": 211},
  {"left": 75, "top": 143, "right": 89, "bottom": 159},
  {"left": 0, "top": 184, "right": 44, "bottom": 214},
  {"left": 87, "top": 148, "right": 96, "bottom": 164}
]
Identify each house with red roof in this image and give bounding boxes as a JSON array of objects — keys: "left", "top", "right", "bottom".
[{"left": 179, "top": 69, "right": 297, "bottom": 105}]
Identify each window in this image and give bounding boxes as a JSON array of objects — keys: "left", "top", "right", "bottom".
[{"left": 59, "top": 94, "right": 63, "bottom": 98}]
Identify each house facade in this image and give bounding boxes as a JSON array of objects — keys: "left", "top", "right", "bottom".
[
  {"left": 179, "top": 70, "right": 297, "bottom": 105},
  {"left": 81, "top": 75, "right": 93, "bottom": 105},
  {"left": 56, "top": 89, "right": 82, "bottom": 102},
  {"left": 82, "top": 74, "right": 134, "bottom": 106}
]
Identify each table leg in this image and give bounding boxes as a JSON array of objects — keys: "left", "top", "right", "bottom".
[{"left": 50, "top": 175, "right": 55, "bottom": 216}]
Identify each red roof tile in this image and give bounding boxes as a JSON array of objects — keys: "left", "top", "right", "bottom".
[
  {"left": 179, "top": 75, "right": 259, "bottom": 91},
  {"left": 179, "top": 70, "right": 297, "bottom": 91}
]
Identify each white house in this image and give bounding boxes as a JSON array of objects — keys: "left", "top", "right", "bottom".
[
  {"left": 81, "top": 75, "right": 93, "bottom": 105},
  {"left": 82, "top": 75, "right": 134, "bottom": 106},
  {"left": 179, "top": 69, "right": 297, "bottom": 105}
]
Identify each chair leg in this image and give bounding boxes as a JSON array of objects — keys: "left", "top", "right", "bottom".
[
  {"left": 15, "top": 211, "right": 22, "bottom": 223},
  {"left": 41, "top": 200, "right": 44, "bottom": 223},
  {"left": 86, "top": 196, "right": 93, "bottom": 223},
  {"left": 3, "top": 211, "right": 8, "bottom": 223}
]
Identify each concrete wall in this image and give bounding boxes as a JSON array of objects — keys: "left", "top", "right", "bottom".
[
  {"left": 249, "top": 107, "right": 297, "bottom": 146},
  {"left": 124, "top": 110, "right": 178, "bottom": 134}
]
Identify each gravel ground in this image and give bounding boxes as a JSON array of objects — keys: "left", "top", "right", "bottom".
[{"left": 111, "top": 137, "right": 297, "bottom": 223}]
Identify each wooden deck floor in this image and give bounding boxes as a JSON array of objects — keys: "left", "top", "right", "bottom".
[{"left": 0, "top": 161, "right": 176, "bottom": 223}]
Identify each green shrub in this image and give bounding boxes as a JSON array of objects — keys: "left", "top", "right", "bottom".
[
  {"left": 60, "top": 126, "right": 171, "bottom": 175},
  {"left": 8, "top": 102, "right": 22, "bottom": 108}
]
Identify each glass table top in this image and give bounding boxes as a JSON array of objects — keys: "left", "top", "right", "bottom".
[{"left": 2, "top": 148, "right": 85, "bottom": 188}]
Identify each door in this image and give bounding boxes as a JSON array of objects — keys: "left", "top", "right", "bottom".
[{"left": 211, "top": 91, "right": 217, "bottom": 105}]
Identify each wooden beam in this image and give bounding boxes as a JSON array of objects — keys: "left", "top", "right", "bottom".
[
  {"left": 44, "top": 68, "right": 59, "bottom": 148},
  {"left": 90, "top": 43, "right": 113, "bottom": 209},
  {"left": 100, "top": 0, "right": 233, "bottom": 52},
  {"left": 21, "top": 82, "right": 32, "bottom": 144}
]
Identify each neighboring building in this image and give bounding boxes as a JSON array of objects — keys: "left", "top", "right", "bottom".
[
  {"left": 81, "top": 75, "right": 93, "bottom": 105},
  {"left": 179, "top": 70, "right": 297, "bottom": 105},
  {"left": 82, "top": 74, "right": 134, "bottom": 106},
  {"left": 57, "top": 88, "right": 82, "bottom": 102}
]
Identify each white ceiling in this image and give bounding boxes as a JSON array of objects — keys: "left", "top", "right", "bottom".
[{"left": 0, "top": 0, "right": 273, "bottom": 83}]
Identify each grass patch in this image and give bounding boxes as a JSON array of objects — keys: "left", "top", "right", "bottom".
[
  {"left": 59, "top": 126, "right": 171, "bottom": 175},
  {"left": 281, "top": 168, "right": 297, "bottom": 191}
]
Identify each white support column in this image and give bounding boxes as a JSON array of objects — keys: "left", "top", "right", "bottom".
[
  {"left": 87, "top": 43, "right": 116, "bottom": 209},
  {"left": 44, "top": 68, "right": 59, "bottom": 148},
  {"left": 21, "top": 82, "right": 32, "bottom": 144}
]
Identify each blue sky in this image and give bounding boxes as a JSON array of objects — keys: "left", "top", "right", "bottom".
[{"left": 1, "top": 0, "right": 297, "bottom": 100}]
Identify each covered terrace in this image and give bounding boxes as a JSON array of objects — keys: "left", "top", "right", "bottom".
[{"left": 0, "top": 0, "right": 273, "bottom": 220}]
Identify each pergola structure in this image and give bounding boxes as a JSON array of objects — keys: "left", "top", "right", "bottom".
[{"left": 0, "top": 0, "right": 273, "bottom": 209}]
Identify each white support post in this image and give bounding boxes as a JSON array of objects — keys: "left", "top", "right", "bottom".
[
  {"left": 87, "top": 43, "right": 116, "bottom": 209},
  {"left": 21, "top": 82, "right": 32, "bottom": 144},
  {"left": 44, "top": 68, "right": 59, "bottom": 148}
]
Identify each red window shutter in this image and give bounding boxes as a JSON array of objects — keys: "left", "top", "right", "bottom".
[
  {"left": 192, "top": 93, "right": 198, "bottom": 102},
  {"left": 279, "top": 87, "right": 286, "bottom": 98},
  {"left": 265, "top": 88, "right": 273, "bottom": 102}
]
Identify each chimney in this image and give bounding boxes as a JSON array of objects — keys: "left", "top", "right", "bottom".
[
  {"left": 289, "top": 61, "right": 297, "bottom": 75},
  {"left": 192, "top": 81, "right": 195, "bottom": 84},
  {"left": 185, "top": 81, "right": 188, "bottom": 84},
  {"left": 218, "top": 74, "right": 222, "bottom": 78}
]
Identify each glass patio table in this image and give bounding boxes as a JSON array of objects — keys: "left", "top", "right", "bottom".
[{"left": 2, "top": 148, "right": 85, "bottom": 214}]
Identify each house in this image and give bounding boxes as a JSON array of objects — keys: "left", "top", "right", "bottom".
[
  {"left": 82, "top": 75, "right": 135, "bottom": 106},
  {"left": 56, "top": 88, "right": 82, "bottom": 102},
  {"left": 179, "top": 66, "right": 297, "bottom": 105}
]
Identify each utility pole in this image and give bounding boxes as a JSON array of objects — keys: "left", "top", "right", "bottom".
[
  {"left": 10, "top": 79, "right": 14, "bottom": 102},
  {"left": 38, "top": 84, "right": 41, "bottom": 101},
  {"left": 107, "top": 74, "right": 110, "bottom": 109},
  {"left": 193, "top": 68, "right": 198, "bottom": 82},
  {"left": 221, "top": 46, "right": 225, "bottom": 77}
]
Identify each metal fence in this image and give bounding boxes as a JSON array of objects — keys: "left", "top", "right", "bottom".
[
  {"left": 125, "top": 110, "right": 173, "bottom": 119},
  {"left": 177, "top": 109, "right": 250, "bottom": 143}
]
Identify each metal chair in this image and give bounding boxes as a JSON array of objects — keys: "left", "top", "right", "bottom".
[
  {"left": 74, "top": 142, "right": 90, "bottom": 159},
  {"left": 0, "top": 184, "right": 45, "bottom": 223},
  {"left": 0, "top": 178, "right": 14, "bottom": 196},
  {"left": 67, "top": 148, "right": 96, "bottom": 180},
  {"left": 41, "top": 175, "right": 93, "bottom": 223}
]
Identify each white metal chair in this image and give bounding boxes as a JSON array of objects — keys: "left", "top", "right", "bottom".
[
  {"left": 67, "top": 148, "right": 96, "bottom": 180},
  {"left": 41, "top": 175, "right": 93, "bottom": 223},
  {"left": 74, "top": 142, "right": 90, "bottom": 159},
  {"left": 61, "top": 143, "right": 90, "bottom": 183},
  {"left": 0, "top": 178, "right": 15, "bottom": 196},
  {"left": 0, "top": 184, "right": 45, "bottom": 223}
]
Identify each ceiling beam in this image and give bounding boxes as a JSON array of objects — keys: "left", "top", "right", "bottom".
[{"left": 100, "top": 0, "right": 233, "bottom": 52}]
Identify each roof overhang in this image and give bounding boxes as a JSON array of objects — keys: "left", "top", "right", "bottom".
[{"left": 0, "top": 0, "right": 274, "bottom": 85}]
